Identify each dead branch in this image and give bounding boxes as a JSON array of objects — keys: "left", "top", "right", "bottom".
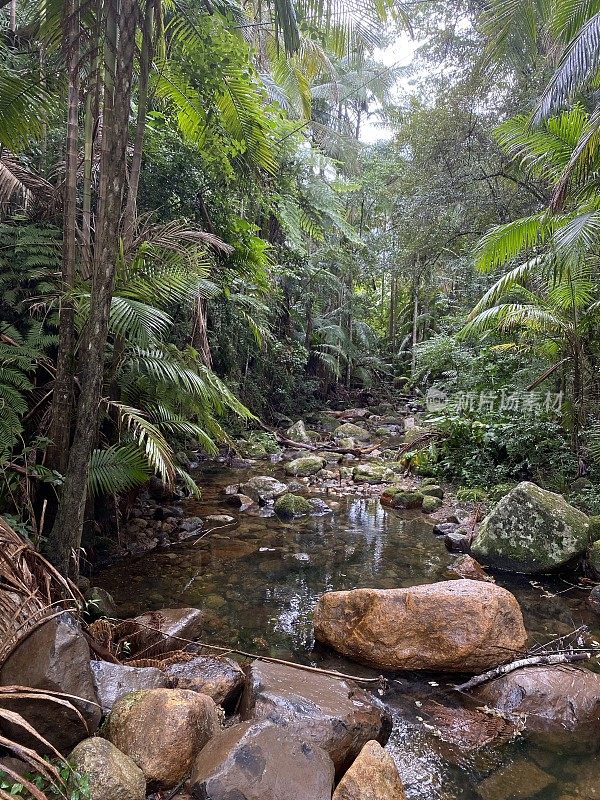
[{"left": 454, "top": 651, "right": 591, "bottom": 693}]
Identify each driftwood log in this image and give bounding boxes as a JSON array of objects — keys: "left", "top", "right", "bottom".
[{"left": 454, "top": 651, "right": 592, "bottom": 693}]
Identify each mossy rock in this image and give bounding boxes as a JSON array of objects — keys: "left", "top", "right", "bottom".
[
  {"left": 381, "top": 487, "right": 424, "bottom": 510},
  {"left": 247, "top": 432, "right": 281, "bottom": 455},
  {"left": 588, "top": 516, "right": 600, "bottom": 542},
  {"left": 274, "top": 493, "right": 312, "bottom": 518},
  {"left": 235, "top": 439, "right": 268, "bottom": 458},
  {"left": 285, "top": 420, "right": 312, "bottom": 444},
  {"left": 352, "top": 464, "right": 388, "bottom": 484},
  {"left": 471, "top": 481, "right": 592, "bottom": 573},
  {"left": 336, "top": 437, "right": 357, "bottom": 449},
  {"left": 284, "top": 456, "right": 326, "bottom": 477},
  {"left": 422, "top": 495, "right": 443, "bottom": 513},
  {"left": 421, "top": 485, "right": 444, "bottom": 500},
  {"left": 333, "top": 423, "right": 371, "bottom": 442},
  {"left": 420, "top": 478, "right": 439, "bottom": 488}
]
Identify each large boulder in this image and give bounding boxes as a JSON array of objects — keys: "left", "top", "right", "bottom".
[
  {"left": 471, "top": 482, "right": 592, "bottom": 573},
  {"left": 104, "top": 688, "right": 219, "bottom": 789},
  {"left": 286, "top": 420, "right": 312, "bottom": 444},
  {"left": 164, "top": 655, "right": 245, "bottom": 706},
  {"left": 332, "top": 740, "right": 405, "bottom": 800},
  {"left": 474, "top": 665, "right": 600, "bottom": 749},
  {"left": 239, "top": 661, "right": 391, "bottom": 773},
  {"left": 0, "top": 613, "right": 101, "bottom": 754},
  {"left": 131, "top": 607, "right": 204, "bottom": 655},
  {"left": 239, "top": 476, "right": 288, "bottom": 503},
  {"left": 313, "top": 580, "right": 527, "bottom": 672},
  {"left": 69, "top": 737, "right": 146, "bottom": 800},
  {"left": 285, "top": 455, "right": 326, "bottom": 477},
  {"left": 334, "top": 423, "right": 371, "bottom": 442},
  {"left": 274, "top": 493, "right": 312, "bottom": 517},
  {"left": 189, "top": 720, "right": 334, "bottom": 800},
  {"left": 90, "top": 660, "right": 168, "bottom": 713}
]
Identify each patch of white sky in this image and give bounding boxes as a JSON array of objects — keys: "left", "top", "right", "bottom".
[{"left": 359, "top": 34, "right": 422, "bottom": 144}]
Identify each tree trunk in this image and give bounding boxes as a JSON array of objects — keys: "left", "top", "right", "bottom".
[
  {"left": 191, "top": 296, "right": 212, "bottom": 368},
  {"left": 47, "top": 0, "right": 80, "bottom": 476},
  {"left": 47, "top": 0, "right": 138, "bottom": 578}
]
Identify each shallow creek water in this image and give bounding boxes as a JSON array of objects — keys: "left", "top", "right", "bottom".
[{"left": 97, "top": 462, "right": 600, "bottom": 800}]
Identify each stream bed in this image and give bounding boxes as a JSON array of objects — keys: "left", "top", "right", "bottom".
[{"left": 97, "top": 461, "right": 600, "bottom": 800}]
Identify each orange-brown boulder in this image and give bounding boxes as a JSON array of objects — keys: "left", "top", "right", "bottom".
[
  {"left": 313, "top": 580, "right": 527, "bottom": 672},
  {"left": 332, "top": 740, "right": 405, "bottom": 800}
]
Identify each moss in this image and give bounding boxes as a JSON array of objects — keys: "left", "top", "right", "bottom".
[
  {"left": 390, "top": 490, "right": 424, "bottom": 510},
  {"left": 422, "top": 495, "right": 443, "bottom": 513},
  {"left": 274, "top": 493, "right": 312, "bottom": 517},
  {"left": 588, "top": 516, "right": 600, "bottom": 542},
  {"left": 421, "top": 485, "right": 444, "bottom": 499},
  {"left": 587, "top": 540, "right": 600, "bottom": 573},
  {"left": 284, "top": 456, "right": 325, "bottom": 477},
  {"left": 334, "top": 422, "right": 371, "bottom": 442},
  {"left": 352, "top": 464, "right": 387, "bottom": 483}
]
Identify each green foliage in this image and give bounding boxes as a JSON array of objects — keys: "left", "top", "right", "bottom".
[{"left": 0, "top": 762, "right": 91, "bottom": 800}]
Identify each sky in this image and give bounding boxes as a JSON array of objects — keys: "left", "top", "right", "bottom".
[{"left": 360, "top": 34, "right": 421, "bottom": 144}]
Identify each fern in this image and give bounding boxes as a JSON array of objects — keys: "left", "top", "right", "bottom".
[{"left": 88, "top": 445, "right": 151, "bottom": 496}]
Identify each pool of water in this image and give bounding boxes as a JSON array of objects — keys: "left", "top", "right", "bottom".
[{"left": 96, "top": 462, "right": 600, "bottom": 800}]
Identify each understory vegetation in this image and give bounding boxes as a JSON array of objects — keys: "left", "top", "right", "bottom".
[{"left": 2, "top": 0, "right": 600, "bottom": 574}]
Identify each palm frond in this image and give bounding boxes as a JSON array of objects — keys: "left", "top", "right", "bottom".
[{"left": 88, "top": 445, "right": 151, "bottom": 496}]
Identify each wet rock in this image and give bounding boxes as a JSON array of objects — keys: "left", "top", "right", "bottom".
[
  {"left": 84, "top": 586, "right": 117, "bottom": 619},
  {"left": 69, "top": 737, "right": 146, "bottom": 800},
  {"left": 433, "top": 522, "right": 460, "bottom": 536},
  {"left": 164, "top": 655, "right": 244, "bottom": 706},
  {"left": 133, "top": 607, "right": 205, "bottom": 653},
  {"left": 285, "top": 455, "right": 326, "bottom": 477},
  {"left": 352, "top": 464, "right": 388, "bottom": 483},
  {"left": 474, "top": 666, "right": 600, "bottom": 748},
  {"left": 313, "top": 580, "right": 527, "bottom": 672},
  {"left": 422, "top": 495, "right": 443, "bottom": 513},
  {"left": 476, "top": 760, "right": 555, "bottom": 800},
  {"left": 225, "top": 493, "right": 255, "bottom": 511},
  {"left": 0, "top": 612, "right": 101, "bottom": 754},
  {"left": 332, "top": 740, "right": 405, "bottom": 800},
  {"left": 419, "top": 699, "right": 518, "bottom": 756},
  {"left": 105, "top": 688, "right": 219, "bottom": 790},
  {"left": 585, "top": 539, "right": 600, "bottom": 579},
  {"left": 447, "top": 555, "right": 495, "bottom": 583},
  {"left": 471, "top": 481, "right": 592, "bottom": 573},
  {"left": 309, "top": 498, "right": 332, "bottom": 515},
  {"left": 91, "top": 660, "right": 168, "bottom": 713},
  {"left": 239, "top": 660, "right": 391, "bottom": 773},
  {"left": 445, "top": 530, "right": 472, "bottom": 553},
  {"left": 587, "top": 585, "right": 600, "bottom": 614},
  {"left": 179, "top": 517, "right": 204, "bottom": 534},
  {"left": 239, "top": 475, "right": 288, "bottom": 503},
  {"left": 189, "top": 719, "right": 334, "bottom": 800},
  {"left": 381, "top": 487, "right": 424, "bottom": 510},
  {"left": 274, "top": 493, "right": 312, "bottom": 517},
  {"left": 334, "top": 423, "right": 371, "bottom": 442},
  {"left": 148, "top": 476, "right": 175, "bottom": 501},
  {"left": 205, "top": 514, "right": 236, "bottom": 524},
  {"left": 286, "top": 420, "right": 312, "bottom": 444}
]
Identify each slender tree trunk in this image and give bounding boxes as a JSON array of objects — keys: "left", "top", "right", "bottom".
[
  {"left": 191, "top": 297, "right": 212, "bottom": 368},
  {"left": 122, "top": 0, "right": 156, "bottom": 247},
  {"left": 47, "top": 0, "right": 138, "bottom": 578},
  {"left": 9, "top": 0, "right": 16, "bottom": 30},
  {"left": 47, "top": 0, "right": 80, "bottom": 476},
  {"left": 411, "top": 278, "right": 419, "bottom": 376}
]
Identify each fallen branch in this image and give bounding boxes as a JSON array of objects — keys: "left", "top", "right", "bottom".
[{"left": 454, "top": 651, "right": 591, "bottom": 693}]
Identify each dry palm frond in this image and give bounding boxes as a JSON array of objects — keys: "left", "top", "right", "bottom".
[
  {"left": 0, "top": 154, "right": 58, "bottom": 218},
  {"left": 0, "top": 517, "right": 79, "bottom": 666},
  {"left": 87, "top": 613, "right": 196, "bottom": 666}
]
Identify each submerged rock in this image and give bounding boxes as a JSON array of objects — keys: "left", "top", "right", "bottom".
[
  {"left": 471, "top": 481, "right": 592, "bottom": 573},
  {"left": 447, "top": 555, "right": 495, "bottom": 583},
  {"left": 285, "top": 455, "right": 326, "bottom": 477},
  {"left": 474, "top": 665, "right": 600, "bottom": 749},
  {"left": 332, "top": 740, "right": 405, "bottom": 800},
  {"left": 239, "top": 660, "right": 391, "bottom": 773},
  {"left": 164, "top": 655, "right": 245, "bottom": 706},
  {"left": 0, "top": 612, "right": 101, "bottom": 754},
  {"left": 189, "top": 720, "right": 334, "bottom": 800},
  {"left": 91, "top": 660, "right": 168, "bottom": 713},
  {"left": 274, "top": 493, "right": 312, "bottom": 517},
  {"left": 239, "top": 475, "right": 288, "bottom": 503},
  {"left": 105, "top": 688, "right": 219, "bottom": 790},
  {"left": 69, "top": 738, "right": 146, "bottom": 800},
  {"left": 313, "top": 580, "right": 527, "bottom": 672},
  {"left": 334, "top": 423, "right": 371, "bottom": 442},
  {"left": 476, "top": 760, "right": 555, "bottom": 800}
]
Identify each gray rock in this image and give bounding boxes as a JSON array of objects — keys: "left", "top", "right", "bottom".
[
  {"left": 334, "top": 423, "right": 371, "bottom": 442},
  {"left": 471, "top": 481, "right": 592, "bottom": 573},
  {"left": 286, "top": 420, "right": 312, "bottom": 444},
  {"left": 285, "top": 456, "right": 326, "bottom": 477},
  {"left": 164, "top": 655, "right": 245, "bottom": 706},
  {"left": 239, "top": 476, "right": 288, "bottom": 503},
  {"left": 189, "top": 720, "right": 334, "bottom": 800},
  {"left": 0, "top": 612, "right": 101, "bottom": 754},
  {"left": 69, "top": 737, "right": 146, "bottom": 800},
  {"left": 179, "top": 516, "right": 204, "bottom": 533},
  {"left": 84, "top": 587, "right": 117, "bottom": 619},
  {"left": 239, "top": 660, "right": 391, "bottom": 774},
  {"left": 445, "top": 530, "right": 472, "bottom": 553},
  {"left": 90, "top": 660, "right": 168, "bottom": 713}
]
